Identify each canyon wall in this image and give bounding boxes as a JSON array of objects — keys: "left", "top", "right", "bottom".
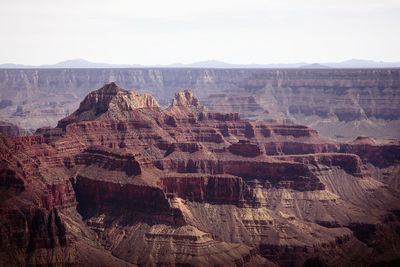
[
  {"left": 204, "top": 69, "right": 400, "bottom": 140},
  {"left": 1, "top": 69, "right": 399, "bottom": 141}
]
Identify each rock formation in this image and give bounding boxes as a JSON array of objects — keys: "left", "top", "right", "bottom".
[{"left": 1, "top": 83, "right": 400, "bottom": 266}]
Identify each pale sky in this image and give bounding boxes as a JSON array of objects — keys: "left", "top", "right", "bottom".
[{"left": 1, "top": 0, "right": 399, "bottom": 65}]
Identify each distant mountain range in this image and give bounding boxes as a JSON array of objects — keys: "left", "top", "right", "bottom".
[{"left": 1, "top": 58, "right": 400, "bottom": 69}]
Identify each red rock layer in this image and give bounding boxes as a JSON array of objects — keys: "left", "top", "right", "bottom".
[
  {"left": 229, "top": 140, "right": 262, "bottom": 157},
  {"left": 158, "top": 175, "right": 253, "bottom": 206}
]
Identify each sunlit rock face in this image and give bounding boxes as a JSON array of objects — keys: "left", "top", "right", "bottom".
[{"left": 1, "top": 83, "right": 400, "bottom": 266}]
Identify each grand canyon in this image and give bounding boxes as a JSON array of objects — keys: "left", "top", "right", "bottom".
[
  {"left": 1, "top": 73, "right": 400, "bottom": 266},
  {"left": 3, "top": 0, "right": 400, "bottom": 263}
]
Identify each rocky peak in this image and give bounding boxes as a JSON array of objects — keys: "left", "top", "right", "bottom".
[
  {"left": 57, "top": 82, "right": 160, "bottom": 129},
  {"left": 78, "top": 82, "right": 122, "bottom": 114},
  {"left": 171, "top": 90, "right": 200, "bottom": 107},
  {"left": 168, "top": 90, "right": 207, "bottom": 115},
  {"left": 80, "top": 82, "right": 159, "bottom": 112}
]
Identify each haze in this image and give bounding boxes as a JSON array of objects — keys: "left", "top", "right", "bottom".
[{"left": 1, "top": 0, "right": 399, "bottom": 65}]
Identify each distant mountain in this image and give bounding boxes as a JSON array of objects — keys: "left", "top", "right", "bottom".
[
  {"left": 299, "top": 63, "right": 331, "bottom": 69},
  {"left": 0, "top": 63, "right": 35, "bottom": 68},
  {"left": 189, "top": 60, "right": 237, "bottom": 68},
  {"left": 0, "top": 59, "right": 307, "bottom": 69},
  {"left": 50, "top": 59, "right": 124, "bottom": 68},
  {"left": 324, "top": 59, "right": 400, "bottom": 68},
  {"left": 0, "top": 59, "right": 142, "bottom": 69},
  {"left": 1, "top": 58, "right": 399, "bottom": 69},
  {"left": 173, "top": 60, "right": 308, "bottom": 69}
]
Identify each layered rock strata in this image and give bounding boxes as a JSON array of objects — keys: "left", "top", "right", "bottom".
[
  {"left": 1, "top": 69, "right": 399, "bottom": 141},
  {"left": 1, "top": 83, "right": 400, "bottom": 266},
  {"left": 203, "top": 69, "right": 400, "bottom": 140}
]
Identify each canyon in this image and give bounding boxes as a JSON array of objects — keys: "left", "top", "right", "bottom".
[
  {"left": 0, "top": 69, "right": 399, "bottom": 141},
  {"left": 1, "top": 82, "right": 399, "bottom": 266}
]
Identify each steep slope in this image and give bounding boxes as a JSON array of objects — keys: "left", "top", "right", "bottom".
[{"left": 1, "top": 83, "right": 400, "bottom": 266}]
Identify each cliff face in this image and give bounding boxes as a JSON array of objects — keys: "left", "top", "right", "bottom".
[
  {"left": 204, "top": 69, "right": 400, "bottom": 140},
  {"left": 1, "top": 83, "right": 400, "bottom": 266},
  {"left": 1, "top": 69, "right": 399, "bottom": 141}
]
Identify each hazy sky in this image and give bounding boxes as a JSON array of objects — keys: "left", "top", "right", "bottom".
[{"left": 1, "top": 0, "right": 399, "bottom": 65}]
